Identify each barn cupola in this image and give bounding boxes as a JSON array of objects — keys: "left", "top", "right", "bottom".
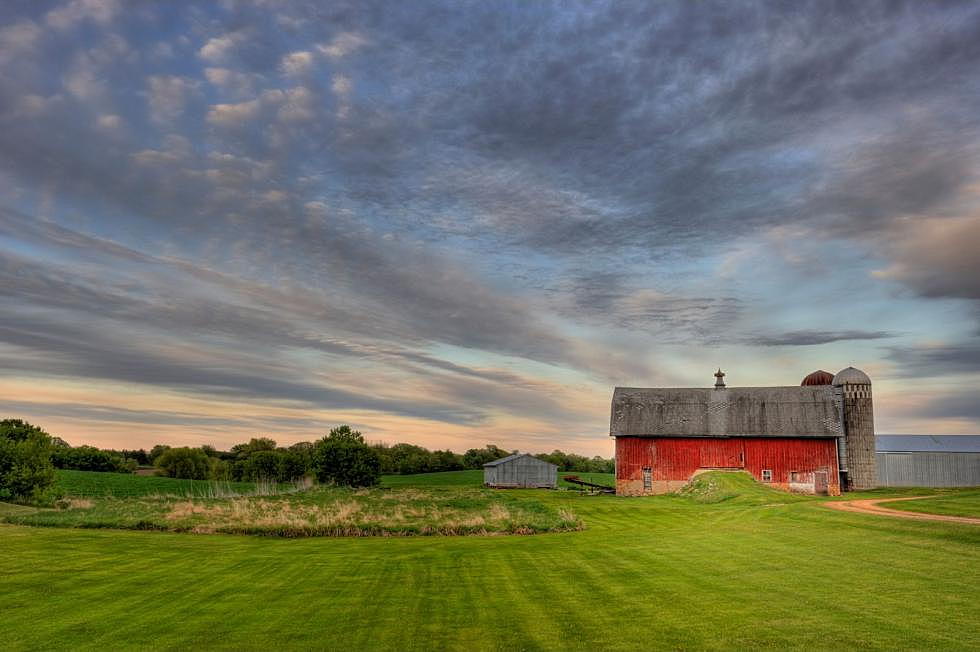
[
  {"left": 713, "top": 368, "right": 725, "bottom": 388},
  {"left": 801, "top": 370, "right": 834, "bottom": 386}
]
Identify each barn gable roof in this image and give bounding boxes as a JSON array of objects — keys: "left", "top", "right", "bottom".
[
  {"left": 610, "top": 386, "right": 843, "bottom": 438},
  {"left": 483, "top": 453, "right": 556, "bottom": 467}
]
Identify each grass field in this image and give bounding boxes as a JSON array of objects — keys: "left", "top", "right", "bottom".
[
  {"left": 887, "top": 489, "right": 980, "bottom": 519},
  {"left": 2, "top": 470, "right": 979, "bottom": 650},
  {"left": 52, "top": 469, "right": 266, "bottom": 498}
]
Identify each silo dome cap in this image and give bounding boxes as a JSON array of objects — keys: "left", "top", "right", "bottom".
[
  {"left": 833, "top": 366, "right": 871, "bottom": 386},
  {"left": 801, "top": 370, "right": 834, "bottom": 386}
]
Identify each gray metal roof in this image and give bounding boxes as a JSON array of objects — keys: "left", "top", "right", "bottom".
[
  {"left": 877, "top": 435, "right": 980, "bottom": 453},
  {"left": 483, "top": 453, "right": 557, "bottom": 467},
  {"left": 611, "top": 386, "right": 842, "bottom": 438}
]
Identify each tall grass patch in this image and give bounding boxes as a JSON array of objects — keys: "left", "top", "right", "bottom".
[{"left": 4, "top": 485, "right": 582, "bottom": 537}]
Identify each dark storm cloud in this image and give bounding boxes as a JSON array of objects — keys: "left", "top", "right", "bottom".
[{"left": 748, "top": 330, "right": 895, "bottom": 347}]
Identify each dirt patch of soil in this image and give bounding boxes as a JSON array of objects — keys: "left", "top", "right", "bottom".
[{"left": 825, "top": 496, "right": 980, "bottom": 525}]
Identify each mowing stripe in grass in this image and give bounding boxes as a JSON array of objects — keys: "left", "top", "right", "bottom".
[{"left": 2, "top": 472, "right": 979, "bottom": 650}]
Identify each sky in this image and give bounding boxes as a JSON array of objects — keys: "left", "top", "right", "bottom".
[{"left": 1, "top": 0, "right": 979, "bottom": 457}]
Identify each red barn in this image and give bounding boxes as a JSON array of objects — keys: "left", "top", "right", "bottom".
[{"left": 609, "top": 368, "right": 875, "bottom": 496}]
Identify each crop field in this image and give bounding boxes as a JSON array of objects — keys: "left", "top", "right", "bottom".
[{"left": 2, "top": 470, "right": 979, "bottom": 650}]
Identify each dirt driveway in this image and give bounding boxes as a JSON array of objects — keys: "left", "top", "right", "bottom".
[{"left": 826, "top": 496, "right": 980, "bottom": 525}]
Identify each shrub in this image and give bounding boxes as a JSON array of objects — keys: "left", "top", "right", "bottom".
[
  {"left": 155, "top": 447, "right": 211, "bottom": 480},
  {"left": 0, "top": 418, "right": 55, "bottom": 501},
  {"left": 311, "top": 426, "right": 380, "bottom": 487}
]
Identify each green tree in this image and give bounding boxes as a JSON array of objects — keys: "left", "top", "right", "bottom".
[
  {"left": 155, "top": 447, "right": 211, "bottom": 480},
  {"left": 51, "top": 445, "right": 128, "bottom": 473},
  {"left": 279, "top": 450, "right": 309, "bottom": 482},
  {"left": 208, "top": 457, "right": 231, "bottom": 481},
  {"left": 231, "top": 437, "right": 277, "bottom": 459},
  {"left": 148, "top": 444, "right": 171, "bottom": 464},
  {"left": 242, "top": 450, "right": 282, "bottom": 481},
  {"left": 326, "top": 425, "right": 363, "bottom": 443},
  {"left": 462, "top": 444, "right": 510, "bottom": 469},
  {"left": 311, "top": 427, "right": 380, "bottom": 487},
  {"left": 0, "top": 419, "right": 55, "bottom": 501}
]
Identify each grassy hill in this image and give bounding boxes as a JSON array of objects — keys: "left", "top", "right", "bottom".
[{"left": 1, "top": 470, "right": 978, "bottom": 650}]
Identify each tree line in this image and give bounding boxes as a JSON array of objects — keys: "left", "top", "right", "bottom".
[{"left": 2, "top": 417, "right": 614, "bottom": 502}]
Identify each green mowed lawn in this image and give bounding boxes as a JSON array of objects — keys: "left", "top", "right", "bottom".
[
  {"left": 887, "top": 489, "right": 980, "bottom": 519},
  {"left": 2, "top": 471, "right": 978, "bottom": 650}
]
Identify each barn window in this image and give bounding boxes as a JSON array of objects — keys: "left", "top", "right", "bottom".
[
  {"left": 642, "top": 467, "right": 652, "bottom": 491},
  {"left": 761, "top": 469, "right": 772, "bottom": 482},
  {"left": 789, "top": 471, "right": 800, "bottom": 483}
]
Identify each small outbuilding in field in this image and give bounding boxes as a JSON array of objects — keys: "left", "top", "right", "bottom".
[{"left": 483, "top": 453, "right": 557, "bottom": 489}]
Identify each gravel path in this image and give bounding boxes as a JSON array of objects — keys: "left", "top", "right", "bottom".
[{"left": 826, "top": 496, "right": 980, "bottom": 525}]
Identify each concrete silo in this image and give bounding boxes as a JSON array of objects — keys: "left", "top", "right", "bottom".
[{"left": 834, "top": 367, "right": 876, "bottom": 490}]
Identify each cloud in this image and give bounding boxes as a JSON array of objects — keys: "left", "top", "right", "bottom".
[
  {"left": 280, "top": 51, "right": 313, "bottom": 76},
  {"left": 46, "top": 0, "right": 119, "bottom": 31},
  {"left": 276, "top": 86, "right": 317, "bottom": 122},
  {"left": 3, "top": 1, "right": 980, "bottom": 447},
  {"left": 147, "top": 75, "right": 199, "bottom": 124},
  {"left": 96, "top": 113, "right": 122, "bottom": 129},
  {"left": 317, "top": 32, "right": 367, "bottom": 59},
  {"left": 206, "top": 98, "right": 261, "bottom": 126},
  {"left": 0, "top": 20, "right": 41, "bottom": 64},
  {"left": 873, "top": 215, "right": 980, "bottom": 300},
  {"left": 198, "top": 31, "right": 246, "bottom": 62},
  {"left": 887, "top": 342, "right": 980, "bottom": 378},
  {"left": 204, "top": 67, "right": 262, "bottom": 97},
  {"left": 748, "top": 330, "right": 895, "bottom": 347},
  {"left": 0, "top": 209, "right": 608, "bottom": 426},
  {"left": 907, "top": 390, "right": 980, "bottom": 421}
]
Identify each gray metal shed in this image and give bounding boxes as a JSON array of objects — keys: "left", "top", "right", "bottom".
[
  {"left": 483, "top": 453, "right": 557, "bottom": 489},
  {"left": 875, "top": 435, "right": 980, "bottom": 487}
]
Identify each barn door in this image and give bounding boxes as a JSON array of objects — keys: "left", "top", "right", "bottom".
[
  {"left": 699, "top": 439, "right": 744, "bottom": 468},
  {"left": 814, "top": 471, "right": 828, "bottom": 495}
]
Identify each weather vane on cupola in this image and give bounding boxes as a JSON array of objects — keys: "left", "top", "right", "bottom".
[{"left": 714, "top": 368, "right": 726, "bottom": 389}]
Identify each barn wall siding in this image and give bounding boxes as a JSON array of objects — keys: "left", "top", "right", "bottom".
[
  {"left": 876, "top": 452, "right": 980, "bottom": 487},
  {"left": 615, "top": 436, "right": 840, "bottom": 496}
]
